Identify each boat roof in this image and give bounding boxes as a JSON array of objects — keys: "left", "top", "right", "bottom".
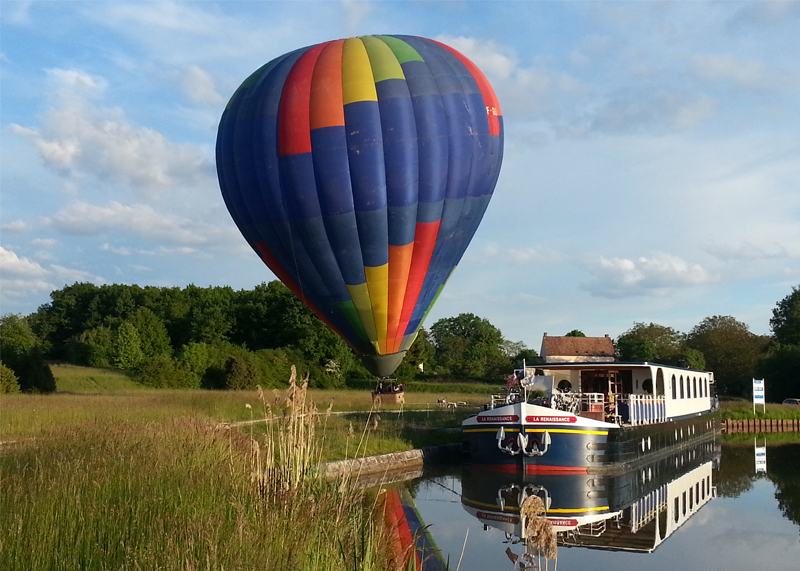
[{"left": 527, "top": 361, "right": 709, "bottom": 373}]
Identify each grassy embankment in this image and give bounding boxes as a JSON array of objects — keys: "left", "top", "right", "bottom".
[
  {"left": 1, "top": 364, "right": 487, "bottom": 570},
  {"left": 717, "top": 399, "right": 800, "bottom": 421}
]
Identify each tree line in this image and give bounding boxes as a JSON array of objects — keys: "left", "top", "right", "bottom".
[
  {"left": 1, "top": 281, "right": 798, "bottom": 402},
  {"left": 0, "top": 282, "right": 531, "bottom": 393}
]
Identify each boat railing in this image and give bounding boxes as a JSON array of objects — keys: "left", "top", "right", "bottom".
[{"left": 626, "top": 394, "right": 667, "bottom": 426}]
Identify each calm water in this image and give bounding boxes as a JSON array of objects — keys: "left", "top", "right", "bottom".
[{"left": 406, "top": 437, "right": 800, "bottom": 571}]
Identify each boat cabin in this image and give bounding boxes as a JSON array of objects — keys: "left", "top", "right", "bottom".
[{"left": 515, "top": 362, "right": 716, "bottom": 426}]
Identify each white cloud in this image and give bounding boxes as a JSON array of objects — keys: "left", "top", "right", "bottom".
[
  {"left": 508, "top": 246, "right": 563, "bottom": 265},
  {"left": 0, "top": 246, "right": 106, "bottom": 307},
  {"left": 0, "top": 246, "right": 49, "bottom": 278},
  {"left": 437, "top": 35, "right": 518, "bottom": 80},
  {"left": 10, "top": 68, "right": 214, "bottom": 196},
  {"left": 1, "top": 220, "right": 29, "bottom": 233},
  {"left": 100, "top": 242, "right": 211, "bottom": 259},
  {"left": 582, "top": 253, "right": 715, "bottom": 298},
  {"left": 704, "top": 241, "right": 790, "bottom": 263},
  {"left": 691, "top": 54, "right": 799, "bottom": 91},
  {"left": 50, "top": 264, "right": 107, "bottom": 284},
  {"left": 435, "top": 34, "right": 586, "bottom": 122},
  {"left": 50, "top": 201, "right": 211, "bottom": 245},
  {"left": 340, "top": 0, "right": 375, "bottom": 35},
  {"left": 31, "top": 238, "right": 58, "bottom": 248},
  {"left": 181, "top": 65, "right": 224, "bottom": 105}
]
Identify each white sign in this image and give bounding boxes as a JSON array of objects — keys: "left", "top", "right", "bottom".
[
  {"left": 753, "top": 378, "right": 766, "bottom": 415},
  {"left": 755, "top": 441, "right": 767, "bottom": 473},
  {"left": 753, "top": 379, "right": 765, "bottom": 404}
]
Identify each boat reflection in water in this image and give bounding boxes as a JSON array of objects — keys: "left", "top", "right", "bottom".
[{"left": 461, "top": 434, "right": 720, "bottom": 567}]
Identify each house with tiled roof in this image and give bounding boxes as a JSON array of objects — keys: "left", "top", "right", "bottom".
[{"left": 540, "top": 333, "right": 615, "bottom": 363}]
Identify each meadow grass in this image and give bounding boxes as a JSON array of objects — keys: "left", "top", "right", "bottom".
[
  {"left": 50, "top": 364, "right": 144, "bottom": 393},
  {"left": 0, "top": 368, "right": 404, "bottom": 571},
  {"left": 1, "top": 366, "right": 484, "bottom": 570}
]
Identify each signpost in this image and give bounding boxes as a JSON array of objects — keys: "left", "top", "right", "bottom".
[{"left": 752, "top": 378, "right": 766, "bottom": 415}]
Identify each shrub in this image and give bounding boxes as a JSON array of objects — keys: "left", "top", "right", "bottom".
[
  {"left": 222, "top": 354, "right": 261, "bottom": 390},
  {"left": 69, "top": 326, "right": 116, "bottom": 368},
  {"left": 16, "top": 347, "right": 56, "bottom": 393},
  {"left": 0, "top": 362, "right": 21, "bottom": 394},
  {"left": 133, "top": 354, "right": 199, "bottom": 389}
]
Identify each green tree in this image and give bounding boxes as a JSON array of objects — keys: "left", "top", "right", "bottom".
[
  {"left": 29, "top": 282, "right": 102, "bottom": 358},
  {"left": 616, "top": 322, "right": 684, "bottom": 362},
  {"left": 0, "top": 314, "right": 56, "bottom": 392},
  {"left": 69, "top": 326, "right": 116, "bottom": 367},
  {"left": 756, "top": 345, "right": 800, "bottom": 403},
  {"left": 0, "top": 314, "right": 40, "bottom": 366},
  {"left": 770, "top": 286, "right": 800, "bottom": 346},
  {"left": 564, "top": 330, "right": 586, "bottom": 338},
  {"left": 513, "top": 348, "right": 541, "bottom": 365},
  {"left": 176, "top": 342, "right": 211, "bottom": 386},
  {"left": 186, "top": 285, "right": 234, "bottom": 345},
  {"left": 113, "top": 322, "right": 144, "bottom": 369},
  {"left": 403, "top": 329, "right": 435, "bottom": 372},
  {"left": 0, "top": 362, "right": 21, "bottom": 394},
  {"left": 128, "top": 307, "right": 171, "bottom": 358},
  {"left": 686, "top": 316, "right": 768, "bottom": 398},
  {"left": 429, "top": 313, "right": 507, "bottom": 378}
]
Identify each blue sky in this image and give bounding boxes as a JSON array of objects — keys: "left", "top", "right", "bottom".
[{"left": 2, "top": 1, "right": 799, "bottom": 352}]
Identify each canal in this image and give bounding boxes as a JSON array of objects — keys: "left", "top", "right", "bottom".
[{"left": 401, "top": 436, "right": 800, "bottom": 570}]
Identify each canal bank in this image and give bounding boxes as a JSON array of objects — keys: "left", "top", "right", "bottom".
[{"left": 320, "top": 442, "right": 462, "bottom": 479}]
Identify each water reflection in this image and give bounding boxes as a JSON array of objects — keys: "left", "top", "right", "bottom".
[
  {"left": 460, "top": 435, "right": 720, "bottom": 566},
  {"left": 407, "top": 434, "right": 800, "bottom": 571}
]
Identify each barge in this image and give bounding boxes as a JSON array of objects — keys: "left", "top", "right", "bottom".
[{"left": 462, "top": 361, "right": 719, "bottom": 474}]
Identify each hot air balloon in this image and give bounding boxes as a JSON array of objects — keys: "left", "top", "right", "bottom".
[{"left": 216, "top": 35, "right": 503, "bottom": 377}]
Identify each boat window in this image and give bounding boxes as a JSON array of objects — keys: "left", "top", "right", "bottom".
[
  {"left": 682, "top": 491, "right": 687, "bottom": 516},
  {"left": 656, "top": 369, "right": 665, "bottom": 396},
  {"left": 674, "top": 497, "right": 680, "bottom": 523},
  {"left": 696, "top": 483, "right": 700, "bottom": 501},
  {"left": 557, "top": 379, "right": 572, "bottom": 392},
  {"left": 704, "top": 378, "right": 708, "bottom": 398},
  {"left": 693, "top": 377, "right": 698, "bottom": 398},
  {"left": 680, "top": 376, "right": 685, "bottom": 399},
  {"left": 690, "top": 488, "right": 694, "bottom": 510},
  {"left": 672, "top": 375, "right": 677, "bottom": 399}
]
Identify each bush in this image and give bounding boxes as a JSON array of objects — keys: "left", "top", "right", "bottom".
[
  {"left": 222, "top": 355, "right": 261, "bottom": 390},
  {"left": 69, "top": 326, "right": 116, "bottom": 368},
  {"left": 0, "top": 362, "right": 21, "bottom": 394},
  {"left": 16, "top": 347, "right": 56, "bottom": 393},
  {"left": 253, "top": 347, "right": 307, "bottom": 388},
  {"left": 134, "top": 354, "right": 200, "bottom": 389}
]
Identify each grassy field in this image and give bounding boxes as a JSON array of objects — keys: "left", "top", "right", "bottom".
[{"left": 1, "top": 365, "right": 484, "bottom": 570}]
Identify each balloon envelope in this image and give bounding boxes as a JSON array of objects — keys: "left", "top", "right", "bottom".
[{"left": 216, "top": 35, "right": 503, "bottom": 377}]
